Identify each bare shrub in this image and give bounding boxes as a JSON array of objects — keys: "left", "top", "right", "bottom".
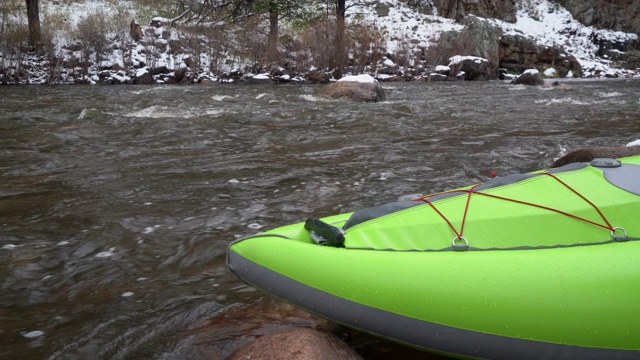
[
  {"left": 200, "top": 24, "right": 227, "bottom": 75},
  {"left": 0, "top": 21, "right": 30, "bottom": 84},
  {"left": 393, "top": 31, "right": 412, "bottom": 68},
  {"left": 288, "top": 18, "right": 335, "bottom": 71},
  {"left": 76, "top": 11, "right": 111, "bottom": 80},
  {"left": 230, "top": 16, "right": 266, "bottom": 68},
  {"left": 349, "top": 21, "right": 385, "bottom": 74}
]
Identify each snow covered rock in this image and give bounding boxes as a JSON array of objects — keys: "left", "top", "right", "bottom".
[
  {"left": 133, "top": 68, "right": 153, "bottom": 84},
  {"left": 243, "top": 73, "right": 273, "bottom": 85},
  {"left": 315, "top": 75, "right": 386, "bottom": 102},
  {"left": 511, "top": 69, "right": 544, "bottom": 86},
  {"left": 448, "top": 55, "right": 495, "bottom": 81},
  {"left": 434, "top": 65, "right": 451, "bottom": 75}
]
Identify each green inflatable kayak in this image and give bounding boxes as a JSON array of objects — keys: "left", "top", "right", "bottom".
[{"left": 227, "top": 156, "right": 640, "bottom": 359}]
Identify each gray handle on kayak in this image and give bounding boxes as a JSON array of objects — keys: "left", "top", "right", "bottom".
[{"left": 305, "top": 218, "right": 345, "bottom": 246}]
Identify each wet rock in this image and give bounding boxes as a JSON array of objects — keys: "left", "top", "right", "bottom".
[
  {"left": 551, "top": 146, "right": 640, "bottom": 168},
  {"left": 198, "top": 77, "right": 216, "bottom": 85},
  {"left": 174, "top": 64, "right": 188, "bottom": 82},
  {"left": 307, "top": 70, "right": 331, "bottom": 84},
  {"left": 315, "top": 75, "right": 386, "bottom": 102},
  {"left": 226, "top": 327, "right": 363, "bottom": 360},
  {"left": 511, "top": 69, "right": 544, "bottom": 86},
  {"left": 133, "top": 68, "right": 154, "bottom": 84},
  {"left": 428, "top": 73, "right": 448, "bottom": 81},
  {"left": 383, "top": 75, "right": 408, "bottom": 82}
]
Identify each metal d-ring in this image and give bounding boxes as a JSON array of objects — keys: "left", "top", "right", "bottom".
[
  {"left": 611, "top": 227, "right": 628, "bottom": 241},
  {"left": 452, "top": 236, "right": 469, "bottom": 251}
]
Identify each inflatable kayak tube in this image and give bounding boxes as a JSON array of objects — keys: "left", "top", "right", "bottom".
[{"left": 227, "top": 156, "right": 640, "bottom": 359}]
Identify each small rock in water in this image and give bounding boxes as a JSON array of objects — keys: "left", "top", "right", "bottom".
[{"left": 122, "top": 292, "right": 134, "bottom": 297}]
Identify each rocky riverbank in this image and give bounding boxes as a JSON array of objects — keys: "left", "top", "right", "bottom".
[{"left": 1, "top": 0, "right": 639, "bottom": 86}]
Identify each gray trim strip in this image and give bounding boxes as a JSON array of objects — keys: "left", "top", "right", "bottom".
[
  {"left": 227, "top": 250, "right": 640, "bottom": 360},
  {"left": 601, "top": 164, "right": 640, "bottom": 196}
]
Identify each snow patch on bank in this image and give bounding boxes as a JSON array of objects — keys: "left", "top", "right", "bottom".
[{"left": 3, "top": 0, "right": 640, "bottom": 84}]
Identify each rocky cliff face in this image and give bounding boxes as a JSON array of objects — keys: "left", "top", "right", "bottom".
[
  {"left": 499, "top": 34, "right": 582, "bottom": 76},
  {"left": 556, "top": 0, "right": 640, "bottom": 35},
  {"left": 555, "top": 0, "right": 640, "bottom": 71}
]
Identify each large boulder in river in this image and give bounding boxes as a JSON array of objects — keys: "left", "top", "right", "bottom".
[
  {"left": 227, "top": 327, "right": 363, "bottom": 360},
  {"left": 551, "top": 146, "right": 640, "bottom": 168},
  {"left": 448, "top": 55, "right": 495, "bottom": 81},
  {"left": 315, "top": 75, "right": 386, "bottom": 102},
  {"left": 511, "top": 69, "right": 544, "bottom": 86}
]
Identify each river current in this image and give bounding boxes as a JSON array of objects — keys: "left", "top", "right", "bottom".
[{"left": 1, "top": 80, "right": 639, "bottom": 359}]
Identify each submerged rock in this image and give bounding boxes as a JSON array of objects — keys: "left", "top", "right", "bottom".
[
  {"left": 226, "top": 327, "right": 363, "bottom": 360},
  {"left": 551, "top": 146, "right": 640, "bottom": 168}
]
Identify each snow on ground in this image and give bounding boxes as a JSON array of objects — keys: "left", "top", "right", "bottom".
[
  {"left": 347, "top": 0, "right": 639, "bottom": 77},
  {"left": 4, "top": 0, "right": 640, "bottom": 83}
]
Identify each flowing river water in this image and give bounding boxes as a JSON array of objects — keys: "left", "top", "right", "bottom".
[{"left": 1, "top": 80, "right": 639, "bottom": 359}]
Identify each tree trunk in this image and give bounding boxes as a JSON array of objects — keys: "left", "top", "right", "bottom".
[
  {"left": 266, "top": 1, "right": 279, "bottom": 63},
  {"left": 25, "top": 0, "right": 42, "bottom": 50},
  {"left": 334, "top": 0, "right": 346, "bottom": 78}
]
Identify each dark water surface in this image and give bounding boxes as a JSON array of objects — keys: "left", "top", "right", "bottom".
[{"left": 1, "top": 80, "right": 639, "bottom": 359}]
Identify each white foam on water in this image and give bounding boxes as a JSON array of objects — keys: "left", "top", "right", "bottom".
[
  {"left": 598, "top": 91, "right": 623, "bottom": 98},
  {"left": 211, "top": 95, "right": 236, "bottom": 102},
  {"left": 95, "top": 247, "right": 116, "bottom": 258},
  {"left": 23, "top": 330, "right": 45, "bottom": 339},
  {"left": 143, "top": 225, "right": 160, "bottom": 234},
  {"left": 123, "top": 105, "right": 195, "bottom": 119},
  {"left": 534, "top": 98, "right": 594, "bottom": 106}
]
